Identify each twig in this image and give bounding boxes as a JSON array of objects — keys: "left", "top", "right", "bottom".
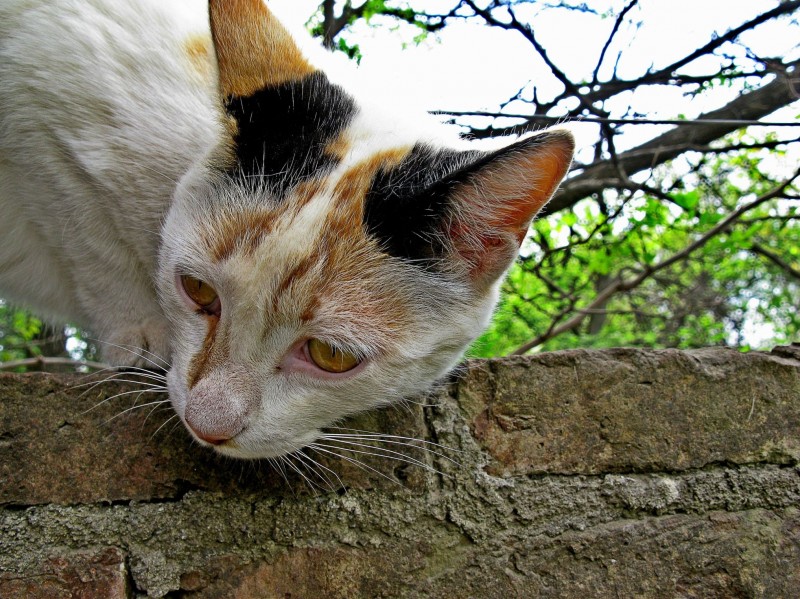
[
  {"left": 593, "top": 0, "right": 639, "bottom": 83},
  {"left": 751, "top": 243, "right": 800, "bottom": 281},
  {"left": 545, "top": 59, "right": 800, "bottom": 216},
  {"left": 435, "top": 112, "right": 800, "bottom": 128},
  {"left": 0, "top": 356, "right": 110, "bottom": 371}
]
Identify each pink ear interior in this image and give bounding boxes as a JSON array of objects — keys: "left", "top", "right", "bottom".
[{"left": 448, "top": 131, "right": 574, "bottom": 287}]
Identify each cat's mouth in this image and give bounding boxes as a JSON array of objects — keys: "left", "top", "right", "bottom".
[{"left": 190, "top": 426, "right": 322, "bottom": 460}]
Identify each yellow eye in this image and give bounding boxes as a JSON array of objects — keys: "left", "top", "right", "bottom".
[
  {"left": 308, "top": 338, "right": 361, "bottom": 373},
  {"left": 180, "top": 275, "right": 220, "bottom": 313}
]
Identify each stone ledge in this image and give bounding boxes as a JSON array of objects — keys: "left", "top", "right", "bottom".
[
  {"left": 0, "top": 372, "right": 428, "bottom": 505},
  {"left": 0, "top": 346, "right": 798, "bottom": 597}
]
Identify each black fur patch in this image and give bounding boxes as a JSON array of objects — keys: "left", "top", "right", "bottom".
[
  {"left": 363, "top": 144, "right": 488, "bottom": 264},
  {"left": 224, "top": 72, "right": 357, "bottom": 184}
]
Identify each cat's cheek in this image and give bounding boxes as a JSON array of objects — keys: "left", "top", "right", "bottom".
[
  {"left": 165, "top": 366, "right": 188, "bottom": 419},
  {"left": 279, "top": 341, "right": 367, "bottom": 381}
]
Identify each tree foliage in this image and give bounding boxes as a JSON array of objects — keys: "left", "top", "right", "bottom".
[
  {"left": 0, "top": 302, "right": 44, "bottom": 363},
  {"left": 317, "top": 0, "right": 800, "bottom": 356}
]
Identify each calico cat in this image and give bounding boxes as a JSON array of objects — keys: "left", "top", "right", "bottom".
[{"left": 0, "top": 0, "right": 573, "bottom": 458}]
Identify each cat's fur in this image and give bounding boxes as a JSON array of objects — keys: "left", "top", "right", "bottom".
[{"left": 0, "top": 0, "right": 573, "bottom": 458}]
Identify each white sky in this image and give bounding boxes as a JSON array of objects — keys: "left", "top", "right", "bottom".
[{"left": 271, "top": 0, "right": 800, "bottom": 165}]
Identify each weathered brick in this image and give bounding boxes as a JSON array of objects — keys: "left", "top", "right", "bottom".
[
  {"left": 459, "top": 347, "right": 800, "bottom": 476},
  {"left": 0, "top": 547, "right": 128, "bottom": 599},
  {"left": 157, "top": 508, "right": 800, "bottom": 598},
  {"left": 0, "top": 347, "right": 798, "bottom": 598}
]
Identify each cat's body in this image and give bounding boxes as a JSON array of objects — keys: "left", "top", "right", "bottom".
[
  {"left": 1, "top": 0, "right": 218, "bottom": 363},
  {"left": 0, "top": 0, "right": 573, "bottom": 458}
]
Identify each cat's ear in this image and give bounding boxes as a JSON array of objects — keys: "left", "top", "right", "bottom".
[
  {"left": 208, "top": 0, "right": 356, "bottom": 178},
  {"left": 209, "top": 0, "right": 316, "bottom": 98},
  {"left": 365, "top": 130, "right": 574, "bottom": 290},
  {"left": 445, "top": 130, "right": 574, "bottom": 288}
]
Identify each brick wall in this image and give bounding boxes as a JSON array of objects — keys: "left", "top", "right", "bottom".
[{"left": 1, "top": 346, "right": 799, "bottom": 598}]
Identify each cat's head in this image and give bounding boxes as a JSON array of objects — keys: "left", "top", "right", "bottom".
[{"left": 157, "top": 0, "right": 573, "bottom": 459}]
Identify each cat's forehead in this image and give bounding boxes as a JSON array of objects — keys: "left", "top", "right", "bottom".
[
  {"left": 201, "top": 141, "right": 415, "bottom": 264},
  {"left": 192, "top": 179, "right": 422, "bottom": 357}
]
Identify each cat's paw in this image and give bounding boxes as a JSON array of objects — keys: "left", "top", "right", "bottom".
[{"left": 102, "top": 318, "right": 171, "bottom": 370}]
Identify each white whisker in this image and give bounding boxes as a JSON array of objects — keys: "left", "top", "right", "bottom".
[
  {"left": 282, "top": 451, "right": 322, "bottom": 495},
  {"left": 69, "top": 368, "right": 167, "bottom": 401},
  {"left": 79, "top": 381, "right": 168, "bottom": 415},
  {"left": 400, "top": 396, "right": 437, "bottom": 407},
  {"left": 295, "top": 449, "right": 345, "bottom": 492},
  {"left": 314, "top": 440, "right": 450, "bottom": 478},
  {"left": 87, "top": 337, "right": 170, "bottom": 370},
  {"left": 272, "top": 456, "right": 293, "bottom": 488},
  {"left": 166, "top": 417, "right": 184, "bottom": 438},
  {"left": 81, "top": 377, "right": 166, "bottom": 389},
  {"left": 97, "top": 367, "right": 167, "bottom": 382},
  {"left": 150, "top": 413, "right": 180, "bottom": 441},
  {"left": 307, "top": 443, "right": 402, "bottom": 487},
  {"left": 325, "top": 426, "right": 463, "bottom": 454},
  {"left": 142, "top": 401, "right": 173, "bottom": 426},
  {"left": 103, "top": 396, "right": 170, "bottom": 423},
  {"left": 68, "top": 364, "right": 124, "bottom": 384},
  {"left": 321, "top": 434, "right": 461, "bottom": 466},
  {"left": 70, "top": 361, "right": 167, "bottom": 408},
  {"left": 143, "top": 407, "right": 175, "bottom": 431}
]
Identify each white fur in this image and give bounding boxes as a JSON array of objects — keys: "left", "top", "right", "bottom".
[{"left": 0, "top": 0, "right": 217, "bottom": 362}]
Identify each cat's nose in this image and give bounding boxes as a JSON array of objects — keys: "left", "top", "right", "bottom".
[
  {"left": 183, "top": 407, "right": 245, "bottom": 446},
  {"left": 186, "top": 426, "right": 233, "bottom": 445},
  {"left": 183, "top": 379, "right": 251, "bottom": 446}
]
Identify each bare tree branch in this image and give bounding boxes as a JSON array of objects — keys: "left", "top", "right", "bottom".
[
  {"left": 451, "top": 0, "right": 800, "bottom": 139},
  {"left": 592, "top": 0, "right": 639, "bottom": 83},
  {"left": 544, "top": 60, "right": 800, "bottom": 216}
]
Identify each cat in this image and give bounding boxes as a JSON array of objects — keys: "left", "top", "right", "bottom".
[{"left": 0, "top": 0, "right": 573, "bottom": 459}]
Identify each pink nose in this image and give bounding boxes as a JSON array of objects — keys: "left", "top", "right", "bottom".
[
  {"left": 183, "top": 398, "right": 246, "bottom": 446},
  {"left": 183, "top": 376, "right": 251, "bottom": 446},
  {"left": 184, "top": 415, "right": 244, "bottom": 445},
  {"left": 186, "top": 426, "right": 232, "bottom": 445}
]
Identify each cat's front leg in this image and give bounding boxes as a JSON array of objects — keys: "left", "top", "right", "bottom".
[
  {"left": 72, "top": 258, "right": 172, "bottom": 370},
  {"left": 101, "top": 315, "right": 172, "bottom": 370}
]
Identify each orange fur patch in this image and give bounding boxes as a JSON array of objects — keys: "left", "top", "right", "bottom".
[
  {"left": 325, "top": 148, "right": 411, "bottom": 247},
  {"left": 271, "top": 252, "right": 319, "bottom": 313},
  {"left": 207, "top": 180, "right": 328, "bottom": 264},
  {"left": 332, "top": 148, "right": 410, "bottom": 212},
  {"left": 208, "top": 210, "right": 276, "bottom": 262},
  {"left": 312, "top": 233, "right": 412, "bottom": 349},
  {"left": 187, "top": 316, "right": 224, "bottom": 389},
  {"left": 299, "top": 296, "right": 320, "bottom": 324},
  {"left": 183, "top": 34, "right": 214, "bottom": 82},
  {"left": 287, "top": 179, "right": 326, "bottom": 218},
  {"left": 324, "top": 134, "right": 352, "bottom": 161},
  {"left": 209, "top": 0, "right": 316, "bottom": 98}
]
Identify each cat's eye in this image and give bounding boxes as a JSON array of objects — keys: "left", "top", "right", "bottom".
[
  {"left": 180, "top": 275, "right": 220, "bottom": 315},
  {"left": 307, "top": 338, "right": 361, "bottom": 373}
]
